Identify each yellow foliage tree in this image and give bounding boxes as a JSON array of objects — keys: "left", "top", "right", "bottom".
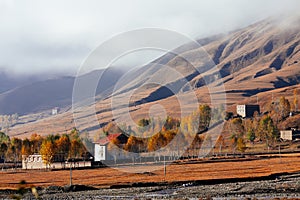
[
  {"left": 278, "top": 96, "right": 291, "bottom": 120},
  {"left": 148, "top": 132, "right": 166, "bottom": 152},
  {"left": 237, "top": 137, "right": 246, "bottom": 152},
  {"left": 40, "top": 140, "right": 55, "bottom": 168}
]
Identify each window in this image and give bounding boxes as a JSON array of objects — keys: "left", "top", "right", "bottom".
[{"left": 99, "top": 148, "right": 104, "bottom": 157}]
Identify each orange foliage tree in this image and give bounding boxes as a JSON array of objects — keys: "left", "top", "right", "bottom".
[
  {"left": 40, "top": 140, "right": 55, "bottom": 168},
  {"left": 55, "top": 134, "right": 70, "bottom": 158}
]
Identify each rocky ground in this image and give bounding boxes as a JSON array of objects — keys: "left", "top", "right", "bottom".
[{"left": 1, "top": 173, "right": 300, "bottom": 199}]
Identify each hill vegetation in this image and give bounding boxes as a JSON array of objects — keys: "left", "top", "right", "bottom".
[
  {"left": 0, "top": 90, "right": 299, "bottom": 172},
  {"left": 92, "top": 92, "right": 298, "bottom": 157},
  {"left": 0, "top": 129, "right": 91, "bottom": 168}
]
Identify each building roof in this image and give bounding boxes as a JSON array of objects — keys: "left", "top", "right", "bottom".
[{"left": 95, "top": 133, "right": 123, "bottom": 145}]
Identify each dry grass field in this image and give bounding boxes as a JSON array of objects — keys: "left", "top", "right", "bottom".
[{"left": 0, "top": 154, "right": 299, "bottom": 190}]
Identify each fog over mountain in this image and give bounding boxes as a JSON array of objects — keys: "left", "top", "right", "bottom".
[
  {"left": 4, "top": 15, "right": 300, "bottom": 138},
  {"left": 0, "top": 0, "right": 300, "bottom": 76},
  {"left": 1, "top": 1, "right": 300, "bottom": 118}
]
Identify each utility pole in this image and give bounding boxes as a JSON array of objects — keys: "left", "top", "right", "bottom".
[
  {"left": 66, "top": 160, "right": 72, "bottom": 186},
  {"left": 70, "top": 162, "right": 72, "bottom": 186}
]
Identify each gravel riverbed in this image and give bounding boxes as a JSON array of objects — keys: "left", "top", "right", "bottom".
[{"left": 1, "top": 174, "right": 300, "bottom": 199}]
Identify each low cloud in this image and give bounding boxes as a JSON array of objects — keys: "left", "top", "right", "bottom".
[{"left": 0, "top": 0, "right": 299, "bottom": 76}]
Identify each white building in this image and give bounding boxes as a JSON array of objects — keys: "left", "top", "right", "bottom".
[
  {"left": 95, "top": 144, "right": 106, "bottom": 161},
  {"left": 94, "top": 133, "right": 128, "bottom": 161},
  {"left": 52, "top": 107, "right": 59, "bottom": 115},
  {"left": 237, "top": 105, "right": 260, "bottom": 118},
  {"left": 22, "top": 154, "right": 91, "bottom": 169},
  {"left": 280, "top": 129, "right": 300, "bottom": 141},
  {"left": 22, "top": 154, "right": 44, "bottom": 169}
]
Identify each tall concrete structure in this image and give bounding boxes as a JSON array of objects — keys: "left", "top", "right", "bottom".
[{"left": 237, "top": 105, "right": 260, "bottom": 118}]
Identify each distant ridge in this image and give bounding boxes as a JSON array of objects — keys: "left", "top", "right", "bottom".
[{"left": 0, "top": 68, "right": 124, "bottom": 115}]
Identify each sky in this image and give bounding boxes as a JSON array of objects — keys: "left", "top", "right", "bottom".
[{"left": 0, "top": 0, "right": 300, "bottom": 76}]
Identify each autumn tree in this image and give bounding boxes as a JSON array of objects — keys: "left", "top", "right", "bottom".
[
  {"left": 7, "top": 137, "right": 22, "bottom": 163},
  {"left": 148, "top": 132, "right": 166, "bottom": 152},
  {"left": 30, "top": 134, "right": 43, "bottom": 153},
  {"left": 124, "top": 135, "right": 146, "bottom": 153},
  {"left": 229, "top": 118, "right": 244, "bottom": 153},
  {"left": 243, "top": 119, "right": 255, "bottom": 144},
  {"left": 162, "top": 116, "right": 180, "bottom": 131},
  {"left": 278, "top": 96, "right": 291, "bottom": 120},
  {"left": 230, "top": 118, "right": 244, "bottom": 136},
  {"left": 0, "top": 132, "right": 9, "bottom": 162},
  {"left": 55, "top": 134, "right": 70, "bottom": 158},
  {"left": 124, "top": 135, "right": 136, "bottom": 152},
  {"left": 257, "top": 115, "right": 278, "bottom": 149},
  {"left": 21, "top": 138, "right": 32, "bottom": 157},
  {"left": 237, "top": 137, "right": 246, "bottom": 152},
  {"left": 188, "top": 112, "right": 199, "bottom": 134},
  {"left": 164, "top": 130, "right": 177, "bottom": 144},
  {"left": 0, "top": 132, "right": 9, "bottom": 143},
  {"left": 247, "top": 128, "right": 256, "bottom": 144},
  {"left": 40, "top": 140, "right": 56, "bottom": 168},
  {"left": 69, "top": 139, "right": 85, "bottom": 158},
  {"left": 198, "top": 104, "right": 211, "bottom": 132},
  {"left": 0, "top": 143, "right": 8, "bottom": 162}
]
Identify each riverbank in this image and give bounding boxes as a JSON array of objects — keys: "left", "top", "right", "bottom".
[{"left": 0, "top": 172, "right": 300, "bottom": 199}]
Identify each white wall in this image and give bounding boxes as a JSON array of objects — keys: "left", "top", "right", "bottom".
[{"left": 94, "top": 144, "right": 106, "bottom": 161}]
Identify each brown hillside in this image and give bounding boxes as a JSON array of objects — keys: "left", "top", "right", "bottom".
[{"left": 8, "top": 16, "right": 300, "bottom": 138}]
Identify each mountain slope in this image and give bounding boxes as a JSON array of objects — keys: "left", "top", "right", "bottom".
[
  {"left": 118, "top": 16, "right": 300, "bottom": 104},
  {"left": 8, "top": 16, "right": 300, "bottom": 137}
]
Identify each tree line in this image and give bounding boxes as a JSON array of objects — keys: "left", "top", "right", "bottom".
[
  {"left": 0, "top": 91, "right": 298, "bottom": 166},
  {"left": 96, "top": 94, "right": 298, "bottom": 156},
  {"left": 0, "top": 128, "right": 92, "bottom": 167},
  {"left": 226, "top": 96, "right": 295, "bottom": 153},
  {"left": 94, "top": 104, "right": 216, "bottom": 157}
]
